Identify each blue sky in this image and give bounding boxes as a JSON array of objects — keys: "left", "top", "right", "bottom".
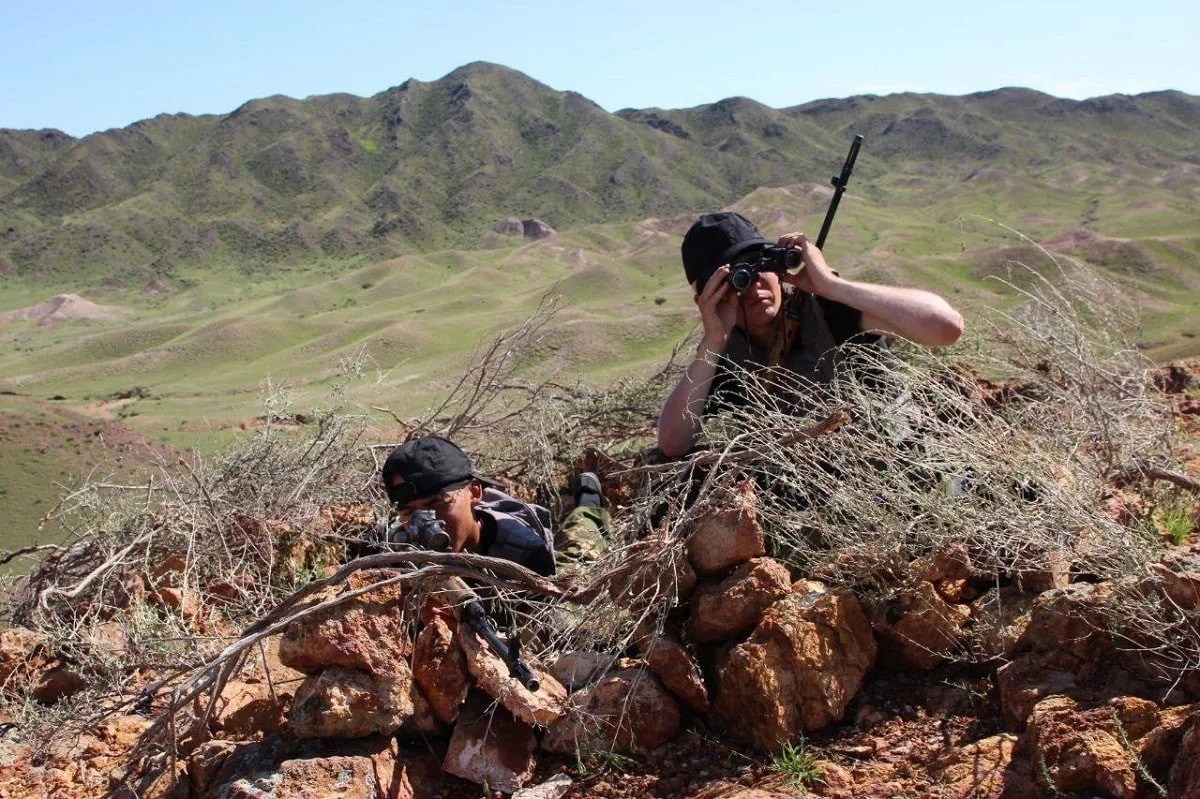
[{"left": 3, "top": 0, "right": 1197, "bottom": 138}]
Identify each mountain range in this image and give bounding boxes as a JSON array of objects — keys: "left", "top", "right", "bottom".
[{"left": 3, "top": 61, "right": 1198, "bottom": 293}]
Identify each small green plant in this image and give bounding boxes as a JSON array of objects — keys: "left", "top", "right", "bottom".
[
  {"left": 770, "top": 738, "right": 823, "bottom": 789},
  {"left": 573, "top": 741, "right": 635, "bottom": 777},
  {"left": 1038, "top": 756, "right": 1064, "bottom": 798},
  {"left": 1157, "top": 501, "right": 1195, "bottom": 545}
]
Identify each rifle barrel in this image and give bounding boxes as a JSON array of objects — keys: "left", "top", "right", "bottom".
[{"left": 815, "top": 134, "right": 864, "bottom": 250}]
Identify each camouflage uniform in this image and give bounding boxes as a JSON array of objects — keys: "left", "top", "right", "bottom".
[{"left": 555, "top": 505, "right": 611, "bottom": 568}]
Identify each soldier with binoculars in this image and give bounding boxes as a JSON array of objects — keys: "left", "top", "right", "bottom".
[{"left": 656, "top": 211, "right": 964, "bottom": 458}]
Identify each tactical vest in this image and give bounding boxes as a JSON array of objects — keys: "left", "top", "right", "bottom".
[{"left": 474, "top": 488, "right": 555, "bottom": 559}]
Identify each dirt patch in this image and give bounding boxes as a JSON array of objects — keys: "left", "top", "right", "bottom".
[
  {"left": 0, "top": 293, "right": 129, "bottom": 324},
  {"left": 1039, "top": 229, "right": 1130, "bottom": 250}
]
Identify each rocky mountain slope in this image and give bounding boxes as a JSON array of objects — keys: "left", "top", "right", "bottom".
[{"left": 2, "top": 63, "right": 1197, "bottom": 289}]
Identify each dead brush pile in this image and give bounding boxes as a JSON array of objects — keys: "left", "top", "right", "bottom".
[
  {"left": 0, "top": 381, "right": 379, "bottom": 752},
  {"left": 0, "top": 255, "right": 1197, "bottom": 796},
  {"left": 540, "top": 257, "right": 1189, "bottom": 664}
]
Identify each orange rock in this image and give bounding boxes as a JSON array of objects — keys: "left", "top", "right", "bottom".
[
  {"left": 1027, "top": 695, "right": 1141, "bottom": 798},
  {"left": 688, "top": 557, "right": 791, "bottom": 644},
  {"left": 542, "top": 667, "right": 680, "bottom": 754},
  {"left": 686, "top": 480, "right": 765, "bottom": 577},
  {"left": 641, "top": 635, "right": 709, "bottom": 713},
  {"left": 711, "top": 585, "right": 875, "bottom": 751},
  {"left": 443, "top": 694, "right": 536, "bottom": 794},
  {"left": 873, "top": 581, "right": 970, "bottom": 671},
  {"left": 289, "top": 664, "right": 439, "bottom": 740},
  {"left": 277, "top": 569, "right": 412, "bottom": 674},
  {"left": 412, "top": 610, "right": 469, "bottom": 725}
]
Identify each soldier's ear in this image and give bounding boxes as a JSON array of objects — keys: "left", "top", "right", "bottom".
[{"left": 467, "top": 480, "right": 484, "bottom": 502}]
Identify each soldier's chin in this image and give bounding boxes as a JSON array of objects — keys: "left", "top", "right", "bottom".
[{"left": 746, "top": 295, "right": 776, "bottom": 314}]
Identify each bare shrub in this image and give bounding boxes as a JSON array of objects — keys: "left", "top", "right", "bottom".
[
  {"left": 405, "top": 292, "right": 690, "bottom": 513},
  {"left": 546, "top": 252, "right": 1179, "bottom": 670},
  {"left": 0, "top": 370, "right": 379, "bottom": 757},
  {"left": 12, "top": 383, "right": 373, "bottom": 629},
  {"left": 971, "top": 241, "right": 1170, "bottom": 481}
]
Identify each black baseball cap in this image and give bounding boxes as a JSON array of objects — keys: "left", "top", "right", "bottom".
[
  {"left": 681, "top": 212, "right": 770, "bottom": 292},
  {"left": 381, "top": 435, "right": 497, "bottom": 506}
]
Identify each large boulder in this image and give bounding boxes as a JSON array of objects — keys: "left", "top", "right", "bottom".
[
  {"left": 607, "top": 540, "right": 697, "bottom": 609},
  {"left": 996, "top": 651, "right": 1085, "bottom": 729},
  {"left": 639, "top": 635, "right": 709, "bottom": 713},
  {"left": 912, "top": 542, "right": 972, "bottom": 584},
  {"left": 278, "top": 570, "right": 413, "bottom": 675},
  {"left": 412, "top": 609, "right": 470, "bottom": 725},
  {"left": 688, "top": 558, "right": 792, "bottom": 644},
  {"left": 550, "top": 651, "right": 615, "bottom": 691},
  {"left": 542, "top": 667, "right": 681, "bottom": 754},
  {"left": 1143, "top": 561, "right": 1200, "bottom": 611},
  {"left": 0, "top": 627, "right": 59, "bottom": 700},
  {"left": 711, "top": 584, "right": 876, "bottom": 751},
  {"left": 871, "top": 581, "right": 970, "bottom": 670},
  {"left": 209, "top": 736, "right": 432, "bottom": 799},
  {"left": 969, "top": 587, "right": 1035, "bottom": 660},
  {"left": 219, "top": 755, "right": 381, "bottom": 798},
  {"left": 1026, "top": 695, "right": 1155, "bottom": 798},
  {"left": 1018, "top": 582, "right": 1115, "bottom": 660},
  {"left": 288, "top": 664, "right": 440, "bottom": 739},
  {"left": 443, "top": 693, "right": 537, "bottom": 794},
  {"left": 204, "top": 679, "right": 289, "bottom": 739},
  {"left": 1137, "top": 703, "right": 1199, "bottom": 782}
]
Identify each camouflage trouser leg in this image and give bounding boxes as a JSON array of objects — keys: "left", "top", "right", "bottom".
[{"left": 556, "top": 506, "right": 611, "bottom": 567}]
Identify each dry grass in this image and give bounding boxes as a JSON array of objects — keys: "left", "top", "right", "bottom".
[{"left": 1, "top": 252, "right": 1195, "bottom": 782}]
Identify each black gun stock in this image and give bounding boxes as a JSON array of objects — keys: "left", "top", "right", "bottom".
[
  {"left": 461, "top": 597, "right": 541, "bottom": 691},
  {"left": 815, "top": 134, "right": 864, "bottom": 250}
]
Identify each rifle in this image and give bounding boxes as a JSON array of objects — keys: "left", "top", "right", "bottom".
[
  {"left": 459, "top": 589, "right": 541, "bottom": 691},
  {"left": 815, "top": 134, "right": 864, "bottom": 249},
  {"left": 434, "top": 574, "right": 541, "bottom": 692},
  {"left": 397, "top": 511, "right": 541, "bottom": 692}
]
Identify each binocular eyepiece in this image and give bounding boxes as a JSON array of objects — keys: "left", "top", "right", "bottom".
[
  {"left": 728, "top": 246, "right": 803, "bottom": 293},
  {"left": 386, "top": 509, "right": 451, "bottom": 551}
]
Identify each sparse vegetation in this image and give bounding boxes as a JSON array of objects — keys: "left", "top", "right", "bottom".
[
  {"left": 0, "top": 250, "right": 1198, "bottom": 795},
  {"left": 769, "top": 738, "right": 823, "bottom": 789},
  {"left": 1154, "top": 495, "right": 1196, "bottom": 545}
]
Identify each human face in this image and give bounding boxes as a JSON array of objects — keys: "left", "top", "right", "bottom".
[
  {"left": 393, "top": 482, "right": 482, "bottom": 552},
  {"left": 732, "top": 257, "right": 784, "bottom": 337}
]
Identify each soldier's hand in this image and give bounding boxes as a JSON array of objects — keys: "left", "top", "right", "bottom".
[
  {"left": 695, "top": 265, "right": 738, "bottom": 348},
  {"left": 777, "top": 233, "right": 837, "bottom": 296}
]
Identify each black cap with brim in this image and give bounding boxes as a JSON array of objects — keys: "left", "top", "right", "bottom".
[
  {"left": 681, "top": 212, "right": 770, "bottom": 292},
  {"left": 381, "top": 435, "right": 501, "bottom": 506}
]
